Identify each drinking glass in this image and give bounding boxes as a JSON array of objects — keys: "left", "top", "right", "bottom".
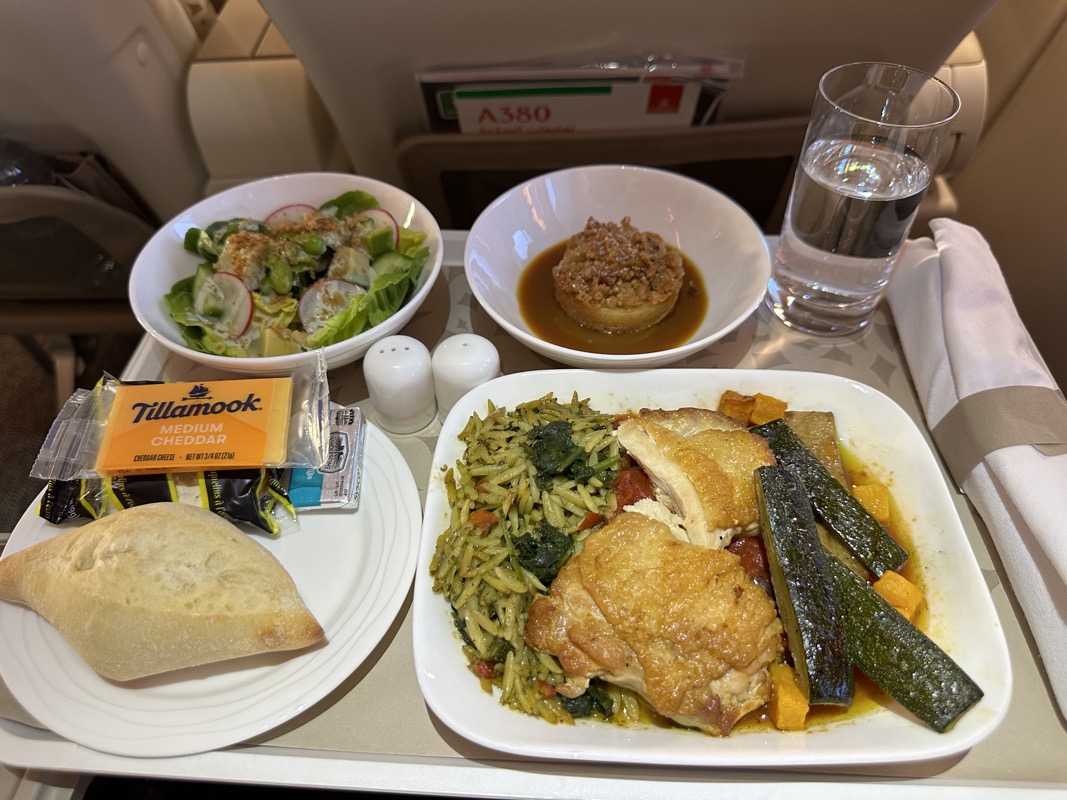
[{"left": 766, "top": 62, "right": 960, "bottom": 335}]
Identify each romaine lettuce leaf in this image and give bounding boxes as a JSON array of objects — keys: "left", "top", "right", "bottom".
[
  {"left": 305, "top": 255, "right": 424, "bottom": 349},
  {"left": 319, "top": 190, "right": 380, "bottom": 219}
]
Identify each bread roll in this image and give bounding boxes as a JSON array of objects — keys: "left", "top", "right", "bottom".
[{"left": 0, "top": 503, "right": 324, "bottom": 681}]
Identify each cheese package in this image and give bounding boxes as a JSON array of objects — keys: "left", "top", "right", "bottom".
[{"left": 95, "top": 378, "right": 293, "bottom": 476}]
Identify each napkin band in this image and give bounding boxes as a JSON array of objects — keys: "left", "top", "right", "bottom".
[{"left": 932, "top": 385, "right": 1067, "bottom": 486}]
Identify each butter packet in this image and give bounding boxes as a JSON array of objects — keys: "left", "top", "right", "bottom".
[{"left": 288, "top": 405, "right": 367, "bottom": 510}]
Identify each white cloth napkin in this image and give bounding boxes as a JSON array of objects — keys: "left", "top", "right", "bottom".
[{"left": 888, "top": 218, "right": 1067, "bottom": 716}]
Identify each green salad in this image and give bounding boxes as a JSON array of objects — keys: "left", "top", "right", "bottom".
[{"left": 165, "top": 189, "right": 431, "bottom": 358}]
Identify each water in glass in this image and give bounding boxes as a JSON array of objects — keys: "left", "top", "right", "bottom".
[{"left": 768, "top": 137, "right": 931, "bottom": 334}]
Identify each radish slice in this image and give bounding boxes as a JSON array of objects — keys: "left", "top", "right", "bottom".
[
  {"left": 195, "top": 271, "right": 254, "bottom": 338},
  {"left": 299, "top": 278, "right": 365, "bottom": 334},
  {"left": 265, "top": 203, "right": 316, "bottom": 230},
  {"left": 353, "top": 208, "right": 399, "bottom": 249}
]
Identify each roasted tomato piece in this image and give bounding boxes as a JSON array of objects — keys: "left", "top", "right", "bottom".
[
  {"left": 612, "top": 467, "right": 656, "bottom": 512},
  {"left": 727, "top": 534, "right": 771, "bottom": 583},
  {"left": 578, "top": 511, "right": 604, "bottom": 531},
  {"left": 469, "top": 658, "right": 497, "bottom": 680}
]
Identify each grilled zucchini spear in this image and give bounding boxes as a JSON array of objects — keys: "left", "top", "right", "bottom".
[
  {"left": 756, "top": 465, "right": 854, "bottom": 706},
  {"left": 826, "top": 556, "right": 984, "bottom": 732},
  {"left": 753, "top": 418, "right": 908, "bottom": 576},
  {"left": 753, "top": 419, "right": 984, "bottom": 732}
]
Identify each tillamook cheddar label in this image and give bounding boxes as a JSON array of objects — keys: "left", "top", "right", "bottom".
[{"left": 95, "top": 378, "right": 293, "bottom": 476}]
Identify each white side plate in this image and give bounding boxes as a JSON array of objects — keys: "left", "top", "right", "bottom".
[{"left": 0, "top": 424, "right": 420, "bottom": 758}]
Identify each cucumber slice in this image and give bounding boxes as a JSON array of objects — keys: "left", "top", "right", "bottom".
[
  {"left": 753, "top": 418, "right": 908, "bottom": 576},
  {"left": 826, "top": 555, "right": 984, "bottom": 732},
  {"left": 196, "top": 288, "right": 225, "bottom": 319},
  {"left": 756, "top": 465, "right": 853, "bottom": 706},
  {"left": 371, "top": 251, "right": 416, "bottom": 277},
  {"left": 184, "top": 228, "right": 220, "bottom": 262},
  {"left": 192, "top": 262, "right": 215, "bottom": 297}
]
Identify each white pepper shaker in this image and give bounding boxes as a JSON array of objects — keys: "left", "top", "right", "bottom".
[
  {"left": 432, "top": 334, "right": 501, "bottom": 417},
  {"left": 363, "top": 335, "right": 437, "bottom": 434}
]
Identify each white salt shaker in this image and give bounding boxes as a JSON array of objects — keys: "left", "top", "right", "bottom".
[
  {"left": 432, "top": 334, "right": 501, "bottom": 416},
  {"left": 363, "top": 335, "right": 437, "bottom": 434}
]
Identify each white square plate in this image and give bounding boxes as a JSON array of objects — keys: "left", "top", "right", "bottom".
[{"left": 412, "top": 369, "right": 1010, "bottom": 767}]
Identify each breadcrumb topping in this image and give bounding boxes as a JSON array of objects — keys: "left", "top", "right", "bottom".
[
  {"left": 552, "top": 217, "right": 684, "bottom": 309},
  {"left": 217, "top": 230, "right": 272, "bottom": 288}
]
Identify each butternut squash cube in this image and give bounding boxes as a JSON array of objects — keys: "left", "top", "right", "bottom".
[
  {"left": 717, "top": 390, "right": 754, "bottom": 424},
  {"left": 851, "top": 483, "right": 891, "bottom": 525},
  {"left": 873, "top": 570, "right": 924, "bottom": 621},
  {"left": 768, "top": 662, "right": 809, "bottom": 731},
  {"left": 750, "top": 393, "right": 788, "bottom": 425}
]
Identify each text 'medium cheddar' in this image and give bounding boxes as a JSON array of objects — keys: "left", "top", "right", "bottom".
[{"left": 95, "top": 378, "right": 293, "bottom": 476}]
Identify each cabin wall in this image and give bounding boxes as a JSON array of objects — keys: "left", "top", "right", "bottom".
[{"left": 949, "top": 0, "right": 1067, "bottom": 389}]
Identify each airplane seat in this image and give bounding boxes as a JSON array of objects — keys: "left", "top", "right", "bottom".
[
  {"left": 184, "top": 0, "right": 352, "bottom": 196},
  {"left": 914, "top": 32, "right": 989, "bottom": 235},
  {"left": 0, "top": 183, "right": 155, "bottom": 407},
  {"left": 0, "top": 0, "right": 212, "bottom": 222},
  {"left": 260, "top": 0, "right": 997, "bottom": 233},
  {"left": 0, "top": 0, "right": 211, "bottom": 404}
]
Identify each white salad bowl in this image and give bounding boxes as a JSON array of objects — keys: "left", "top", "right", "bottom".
[
  {"left": 129, "top": 172, "right": 444, "bottom": 375},
  {"left": 465, "top": 164, "right": 771, "bottom": 369}
]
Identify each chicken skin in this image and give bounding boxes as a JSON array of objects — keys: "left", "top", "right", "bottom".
[{"left": 525, "top": 511, "right": 783, "bottom": 735}]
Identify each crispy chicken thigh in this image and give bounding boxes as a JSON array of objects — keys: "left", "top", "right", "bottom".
[
  {"left": 623, "top": 406, "right": 744, "bottom": 436},
  {"left": 525, "top": 511, "right": 783, "bottom": 735},
  {"left": 615, "top": 409, "right": 776, "bottom": 548}
]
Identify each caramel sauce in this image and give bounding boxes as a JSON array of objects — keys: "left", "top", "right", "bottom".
[{"left": 517, "top": 240, "right": 708, "bottom": 355}]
